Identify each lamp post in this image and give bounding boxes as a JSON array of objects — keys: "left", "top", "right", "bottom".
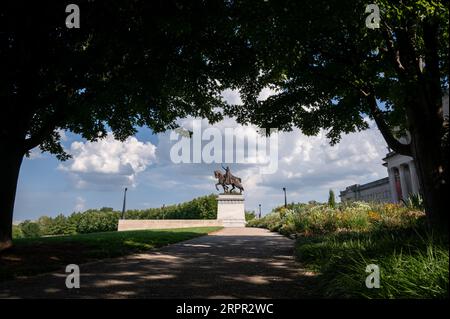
[
  {"left": 282, "top": 187, "right": 287, "bottom": 208},
  {"left": 258, "top": 204, "right": 262, "bottom": 219},
  {"left": 121, "top": 187, "right": 128, "bottom": 219}
]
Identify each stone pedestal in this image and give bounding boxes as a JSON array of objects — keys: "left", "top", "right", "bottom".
[{"left": 217, "top": 194, "right": 246, "bottom": 227}]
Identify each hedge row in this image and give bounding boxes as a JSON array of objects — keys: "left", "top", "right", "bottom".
[{"left": 15, "top": 194, "right": 217, "bottom": 238}]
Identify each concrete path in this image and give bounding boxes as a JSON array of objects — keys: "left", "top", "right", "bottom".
[{"left": 0, "top": 228, "right": 317, "bottom": 299}]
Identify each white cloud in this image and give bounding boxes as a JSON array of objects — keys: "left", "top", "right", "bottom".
[
  {"left": 149, "top": 115, "right": 388, "bottom": 214},
  {"left": 57, "top": 129, "right": 68, "bottom": 142},
  {"left": 56, "top": 86, "right": 389, "bottom": 214},
  {"left": 59, "top": 133, "right": 156, "bottom": 190},
  {"left": 27, "top": 148, "right": 44, "bottom": 160}
]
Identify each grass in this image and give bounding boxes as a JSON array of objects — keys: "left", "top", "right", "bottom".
[
  {"left": 295, "top": 228, "right": 448, "bottom": 298},
  {"left": 248, "top": 202, "right": 449, "bottom": 298},
  {"left": 0, "top": 227, "right": 221, "bottom": 282}
]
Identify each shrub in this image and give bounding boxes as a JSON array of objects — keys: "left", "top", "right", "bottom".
[
  {"left": 21, "top": 194, "right": 219, "bottom": 237},
  {"left": 328, "top": 189, "right": 336, "bottom": 208},
  {"left": 245, "top": 211, "right": 256, "bottom": 221},
  {"left": 19, "top": 220, "right": 41, "bottom": 238},
  {"left": 402, "top": 193, "right": 425, "bottom": 210},
  {"left": 252, "top": 199, "right": 447, "bottom": 298},
  {"left": 48, "top": 214, "right": 77, "bottom": 235},
  {"left": 248, "top": 211, "right": 284, "bottom": 232},
  {"left": 76, "top": 211, "right": 121, "bottom": 234},
  {"left": 250, "top": 201, "right": 425, "bottom": 237},
  {"left": 124, "top": 194, "right": 217, "bottom": 220},
  {"left": 12, "top": 225, "right": 23, "bottom": 239},
  {"left": 37, "top": 216, "right": 54, "bottom": 235}
]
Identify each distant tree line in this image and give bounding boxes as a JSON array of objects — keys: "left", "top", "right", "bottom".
[{"left": 13, "top": 194, "right": 217, "bottom": 238}]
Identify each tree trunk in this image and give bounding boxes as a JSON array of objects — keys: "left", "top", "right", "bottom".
[
  {"left": 408, "top": 97, "right": 449, "bottom": 232},
  {"left": 0, "top": 142, "right": 24, "bottom": 251},
  {"left": 412, "top": 140, "right": 448, "bottom": 231}
]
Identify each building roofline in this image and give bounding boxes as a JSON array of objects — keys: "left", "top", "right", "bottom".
[
  {"left": 340, "top": 177, "right": 389, "bottom": 196},
  {"left": 382, "top": 151, "right": 397, "bottom": 161}
]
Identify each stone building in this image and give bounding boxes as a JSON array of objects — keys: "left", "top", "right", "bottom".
[
  {"left": 340, "top": 93, "right": 448, "bottom": 203},
  {"left": 339, "top": 149, "right": 420, "bottom": 204},
  {"left": 339, "top": 177, "right": 391, "bottom": 202},
  {"left": 382, "top": 151, "right": 420, "bottom": 202}
]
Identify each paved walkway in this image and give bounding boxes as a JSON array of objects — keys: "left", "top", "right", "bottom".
[{"left": 0, "top": 228, "right": 317, "bottom": 298}]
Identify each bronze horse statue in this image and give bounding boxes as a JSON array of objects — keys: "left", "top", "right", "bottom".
[{"left": 214, "top": 170, "right": 244, "bottom": 194}]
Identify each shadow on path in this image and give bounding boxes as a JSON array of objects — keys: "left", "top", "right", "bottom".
[{"left": 0, "top": 228, "right": 319, "bottom": 298}]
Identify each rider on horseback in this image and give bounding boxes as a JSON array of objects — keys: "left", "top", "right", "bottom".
[
  {"left": 215, "top": 166, "right": 244, "bottom": 194},
  {"left": 222, "top": 165, "right": 232, "bottom": 184}
]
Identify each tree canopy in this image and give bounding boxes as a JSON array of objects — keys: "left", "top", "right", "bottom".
[
  {"left": 1, "top": 0, "right": 257, "bottom": 248},
  {"left": 225, "top": 0, "right": 448, "bottom": 151},
  {"left": 2, "top": 1, "right": 256, "bottom": 159}
]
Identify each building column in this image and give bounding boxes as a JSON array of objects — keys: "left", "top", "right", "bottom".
[
  {"left": 398, "top": 165, "right": 409, "bottom": 201},
  {"left": 409, "top": 161, "right": 420, "bottom": 194},
  {"left": 388, "top": 167, "right": 398, "bottom": 202}
]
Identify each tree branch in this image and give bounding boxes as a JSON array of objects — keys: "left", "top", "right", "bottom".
[
  {"left": 22, "top": 88, "right": 74, "bottom": 152},
  {"left": 366, "top": 93, "right": 412, "bottom": 156},
  {"left": 23, "top": 111, "right": 63, "bottom": 152},
  {"left": 381, "top": 22, "right": 407, "bottom": 76}
]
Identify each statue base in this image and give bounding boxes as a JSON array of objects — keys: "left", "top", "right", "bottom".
[{"left": 217, "top": 194, "right": 246, "bottom": 227}]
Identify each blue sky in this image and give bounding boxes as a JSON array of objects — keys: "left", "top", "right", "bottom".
[{"left": 14, "top": 91, "right": 390, "bottom": 222}]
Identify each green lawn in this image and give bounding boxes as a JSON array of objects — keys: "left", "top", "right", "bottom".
[{"left": 0, "top": 227, "right": 221, "bottom": 282}]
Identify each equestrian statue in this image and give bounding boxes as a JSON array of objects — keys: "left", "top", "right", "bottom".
[{"left": 214, "top": 165, "right": 244, "bottom": 194}]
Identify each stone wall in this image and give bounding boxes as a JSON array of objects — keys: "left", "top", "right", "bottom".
[{"left": 118, "top": 219, "right": 222, "bottom": 231}]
